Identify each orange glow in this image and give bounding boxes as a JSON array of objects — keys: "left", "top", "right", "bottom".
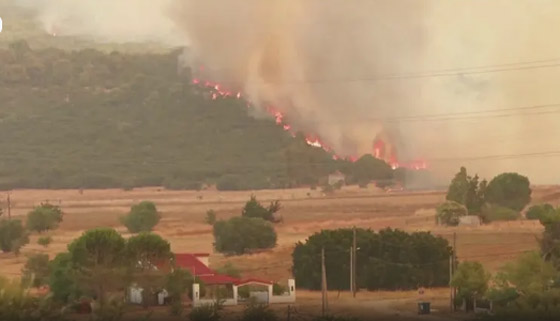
[{"left": 191, "top": 74, "right": 427, "bottom": 169}]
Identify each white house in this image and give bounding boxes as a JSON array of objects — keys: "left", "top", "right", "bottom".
[{"left": 129, "top": 253, "right": 296, "bottom": 307}]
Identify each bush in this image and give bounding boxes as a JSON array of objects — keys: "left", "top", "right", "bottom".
[
  {"left": 22, "top": 254, "right": 51, "bottom": 288},
  {"left": 0, "top": 277, "right": 66, "bottom": 321},
  {"left": 165, "top": 268, "right": 193, "bottom": 316},
  {"left": 0, "top": 219, "right": 29, "bottom": 253},
  {"left": 241, "top": 196, "right": 281, "bottom": 222},
  {"left": 272, "top": 283, "right": 285, "bottom": 295},
  {"left": 240, "top": 303, "right": 278, "bottom": 321},
  {"left": 481, "top": 205, "right": 520, "bottom": 222},
  {"left": 38, "top": 236, "right": 52, "bottom": 247},
  {"left": 26, "top": 203, "right": 64, "bottom": 232},
  {"left": 189, "top": 303, "right": 222, "bottom": 321},
  {"left": 121, "top": 201, "right": 160, "bottom": 233},
  {"left": 436, "top": 201, "right": 468, "bottom": 226},
  {"left": 526, "top": 203, "right": 556, "bottom": 221},
  {"left": 205, "top": 210, "right": 217, "bottom": 225},
  {"left": 213, "top": 217, "right": 277, "bottom": 255}
]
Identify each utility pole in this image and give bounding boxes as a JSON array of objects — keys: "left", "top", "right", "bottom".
[
  {"left": 352, "top": 227, "right": 357, "bottom": 298},
  {"left": 7, "top": 192, "right": 11, "bottom": 219},
  {"left": 321, "top": 247, "right": 328, "bottom": 316},
  {"left": 349, "top": 245, "right": 353, "bottom": 295}
]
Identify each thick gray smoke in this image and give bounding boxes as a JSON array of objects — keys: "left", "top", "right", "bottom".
[{"left": 14, "top": 0, "right": 560, "bottom": 184}]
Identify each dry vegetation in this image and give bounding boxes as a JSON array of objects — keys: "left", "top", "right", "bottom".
[{"left": 2, "top": 184, "right": 558, "bottom": 319}]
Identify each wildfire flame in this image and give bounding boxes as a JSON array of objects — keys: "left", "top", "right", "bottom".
[{"left": 191, "top": 77, "right": 427, "bottom": 169}]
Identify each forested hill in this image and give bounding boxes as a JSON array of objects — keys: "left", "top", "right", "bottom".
[{"left": 1, "top": 41, "right": 389, "bottom": 190}]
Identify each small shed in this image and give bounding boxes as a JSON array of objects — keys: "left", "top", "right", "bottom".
[{"left": 459, "top": 215, "right": 481, "bottom": 227}]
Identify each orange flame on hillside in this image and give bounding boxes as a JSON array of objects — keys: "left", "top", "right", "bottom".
[{"left": 191, "top": 77, "right": 427, "bottom": 169}]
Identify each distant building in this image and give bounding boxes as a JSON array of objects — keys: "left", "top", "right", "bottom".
[
  {"left": 459, "top": 215, "right": 481, "bottom": 227},
  {"left": 328, "top": 171, "right": 346, "bottom": 186}
]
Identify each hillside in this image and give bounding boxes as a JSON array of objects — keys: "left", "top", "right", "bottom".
[{"left": 0, "top": 41, "right": 358, "bottom": 190}]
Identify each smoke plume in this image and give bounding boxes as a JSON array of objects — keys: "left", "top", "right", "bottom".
[{"left": 15, "top": 0, "right": 560, "bottom": 184}]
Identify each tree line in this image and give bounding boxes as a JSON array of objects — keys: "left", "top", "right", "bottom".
[{"left": 292, "top": 228, "right": 452, "bottom": 291}]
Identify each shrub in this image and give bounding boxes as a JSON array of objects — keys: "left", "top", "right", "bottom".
[
  {"left": 38, "top": 236, "right": 52, "bottom": 247},
  {"left": 239, "top": 303, "right": 278, "bottom": 321},
  {"left": 205, "top": 210, "right": 217, "bottom": 225},
  {"left": 213, "top": 217, "right": 277, "bottom": 255},
  {"left": 121, "top": 201, "right": 160, "bottom": 233},
  {"left": 0, "top": 277, "right": 66, "bottom": 321},
  {"left": 0, "top": 219, "right": 29, "bottom": 253},
  {"left": 436, "top": 201, "right": 468, "bottom": 226},
  {"left": 22, "top": 254, "right": 51, "bottom": 288},
  {"left": 26, "top": 203, "right": 64, "bottom": 232},
  {"left": 526, "top": 204, "right": 556, "bottom": 221},
  {"left": 272, "top": 283, "right": 285, "bottom": 295},
  {"left": 241, "top": 196, "right": 281, "bottom": 222},
  {"left": 481, "top": 205, "right": 520, "bottom": 222},
  {"left": 165, "top": 268, "right": 193, "bottom": 316},
  {"left": 189, "top": 303, "right": 222, "bottom": 321}
]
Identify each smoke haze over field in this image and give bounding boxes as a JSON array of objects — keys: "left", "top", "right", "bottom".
[{"left": 13, "top": 0, "right": 560, "bottom": 184}]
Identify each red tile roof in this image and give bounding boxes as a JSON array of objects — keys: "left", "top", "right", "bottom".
[
  {"left": 174, "top": 253, "right": 215, "bottom": 276},
  {"left": 172, "top": 253, "right": 273, "bottom": 286}
]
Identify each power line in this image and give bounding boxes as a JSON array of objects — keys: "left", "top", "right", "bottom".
[{"left": 214, "top": 58, "right": 560, "bottom": 86}]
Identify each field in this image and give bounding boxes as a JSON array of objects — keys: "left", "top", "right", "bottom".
[{"left": 1, "top": 185, "right": 557, "bottom": 320}]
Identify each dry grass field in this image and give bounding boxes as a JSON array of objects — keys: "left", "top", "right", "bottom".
[{"left": 1, "top": 184, "right": 558, "bottom": 319}]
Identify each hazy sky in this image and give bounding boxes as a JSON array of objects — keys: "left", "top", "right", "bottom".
[{"left": 12, "top": 0, "right": 560, "bottom": 184}]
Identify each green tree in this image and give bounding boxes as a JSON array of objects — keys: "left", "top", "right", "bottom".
[
  {"left": 526, "top": 204, "right": 557, "bottom": 222},
  {"left": 446, "top": 167, "right": 487, "bottom": 214},
  {"left": 205, "top": 210, "right": 217, "bottom": 225},
  {"left": 451, "top": 261, "right": 491, "bottom": 304},
  {"left": 350, "top": 154, "right": 393, "bottom": 184},
  {"left": 125, "top": 233, "right": 172, "bottom": 306},
  {"left": 67, "top": 228, "right": 126, "bottom": 306},
  {"left": 540, "top": 215, "right": 560, "bottom": 269},
  {"left": 0, "top": 219, "right": 29, "bottom": 254},
  {"left": 121, "top": 201, "right": 160, "bottom": 233},
  {"left": 436, "top": 201, "right": 468, "bottom": 226},
  {"left": 165, "top": 268, "right": 193, "bottom": 316},
  {"left": 485, "top": 173, "right": 532, "bottom": 211},
  {"left": 48, "top": 252, "right": 81, "bottom": 303},
  {"left": 213, "top": 217, "right": 277, "bottom": 255},
  {"left": 241, "top": 196, "right": 281, "bottom": 222},
  {"left": 292, "top": 228, "right": 451, "bottom": 291},
  {"left": 22, "top": 254, "right": 50, "bottom": 288},
  {"left": 26, "top": 203, "right": 64, "bottom": 232},
  {"left": 488, "top": 252, "right": 559, "bottom": 311},
  {"left": 37, "top": 235, "right": 52, "bottom": 247}
]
